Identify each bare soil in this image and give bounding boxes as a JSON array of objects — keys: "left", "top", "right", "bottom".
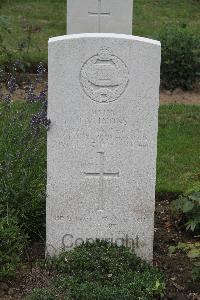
[
  {"left": 0, "top": 197, "right": 199, "bottom": 300},
  {"left": 154, "top": 198, "right": 200, "bottom": 300},
  {"left": 160, "top": 89, "right": 200, "bottom": 105}
]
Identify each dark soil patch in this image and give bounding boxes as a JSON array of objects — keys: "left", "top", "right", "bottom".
[
  {"left": 0, "top": 198, "right": 199, "bottom": 299},
  {"left": 154, "top": 199, "right": 200, "bottom": 300}
]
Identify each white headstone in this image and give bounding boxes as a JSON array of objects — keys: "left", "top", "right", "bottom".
[
  {"left": 47, "top": 33, "right": 161, "bottom": 262},
  {"left": 67, "top": 0, "right": 133, "bottom": 34}
]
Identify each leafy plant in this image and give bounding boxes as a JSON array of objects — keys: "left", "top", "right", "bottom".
[
  {"left": 0, "top": 216, "right": 26, "bottom": 280},
  {"left": 159, "top": 26, "right": 200, "bottom": 90},
  {"left": 28, "top": 240, "right": 165, "bottom": 300},
  {"left": 169, "top": 242, "right": 200, "bottom": 280},
  {"left": 26, "top": 289, "right": 56, "bottom": 300},
  {"left": 171, "top": 192, "right": 200, "bottom": 232},
  {"left": 0, "top": 66, "right": 48, "bottom": 239}
]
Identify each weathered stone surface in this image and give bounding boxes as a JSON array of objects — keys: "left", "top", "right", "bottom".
[
  {"left": 47, "top": 33, "right": 161, "bottom": 262},
  {"left": 67, "top": 0, "right": 133, "bottom": 34}
]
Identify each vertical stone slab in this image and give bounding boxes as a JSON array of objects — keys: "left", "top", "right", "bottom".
[
  {"left": 67, "top": 0, "right": 133, "bottom": 34},
  {"left": 47, "top": 33, "right": 161, "bottom": 262}
]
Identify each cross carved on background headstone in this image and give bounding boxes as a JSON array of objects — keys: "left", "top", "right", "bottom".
[
  {"left": 88, "top": 0, "right": 111, "bottom": 32},
  {"left": 67, "top": 0, "right": 133, "bottom": 34}
]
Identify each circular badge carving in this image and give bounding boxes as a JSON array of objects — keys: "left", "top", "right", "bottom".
[{"left": 80, "top": 47, "right": 129, "bottom": 103}]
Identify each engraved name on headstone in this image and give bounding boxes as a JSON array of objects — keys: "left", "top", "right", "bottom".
[{"left": 47, "top": 33, "right": 161, "bottom": 262}]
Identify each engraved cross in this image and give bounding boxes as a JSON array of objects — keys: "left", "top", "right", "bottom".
[
  {"left": 88, "top": 0, "right": 110, "bottom": 33},
  {"left": 84, "top": 152, "right": 119, "bottom": 209}
]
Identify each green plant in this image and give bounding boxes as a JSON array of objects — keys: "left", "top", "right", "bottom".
[
  {"left": 0, "top": 101, "right": 47, "bottom": 239},
  {"left": 171, "top": 192, "right": 200, "bottom": 232},
  {"left": 28, "top": 240, "right": 165, "bottom": 300},
  {"left": 169, "top": 242, "right": 200, "bottom": 280},
  {"left": 159, "top": 26, "right": 200, "bottom": 90},
  {"left": 0, "top": 61, "right": 48, "bottom": 240},
  {"left": 0, "top": 216, "right": 26, "bottom": 280},
  {"left": 26, "top": 289, "right": 56, "bottom": 300}
]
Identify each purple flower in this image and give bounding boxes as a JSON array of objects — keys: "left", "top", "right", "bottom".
[
  {"left": 31, "top": 109, "right": 50, "bottom": 133},
  {"left": 36, "top": 62, "right": 46, "bottom": 83},
  {"left": 25, "top": 84, "right": 36, "bottom": 103},
  {"left": 3, "top": 94, "right": 11, "bottom": 104},
  {"left": 8, "top": 76, "right": 17, "bottom": 94}
]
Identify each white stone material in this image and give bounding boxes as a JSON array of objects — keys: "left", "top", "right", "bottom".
[
  {"left": 47, "top": 33, "right": 161, "bottom": 262},
  {"left": 67, "top": 0, "right": 133, "bottom": 34}
]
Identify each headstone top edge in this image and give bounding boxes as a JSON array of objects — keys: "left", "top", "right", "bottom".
[{"left": 48, "top": 33, "right": 161, "bottom": 47}]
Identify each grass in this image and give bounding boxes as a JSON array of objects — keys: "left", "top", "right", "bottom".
[
  {"left": 0, "top": 0, "right": 66, "bottom": 68},
  {"left": 157, "top": 104, "right": 200, "bottom": 193},
  {"left": 134, "top": 0, "right": 200, "bottom": 38},
  {"left": 0, "top": 0, "right": 200, "bottom": 67}
]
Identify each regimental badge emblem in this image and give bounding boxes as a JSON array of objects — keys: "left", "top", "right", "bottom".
[{"left": 80, "top": 47, "right": 129, "bottom": 103}]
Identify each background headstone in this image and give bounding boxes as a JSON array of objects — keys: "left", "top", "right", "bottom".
[
  {"left": 47, "top": 33, "right": 161, "bottom": 262},
  {"left": 67, "top": 0, "right": 133, "bottom": 34}
]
